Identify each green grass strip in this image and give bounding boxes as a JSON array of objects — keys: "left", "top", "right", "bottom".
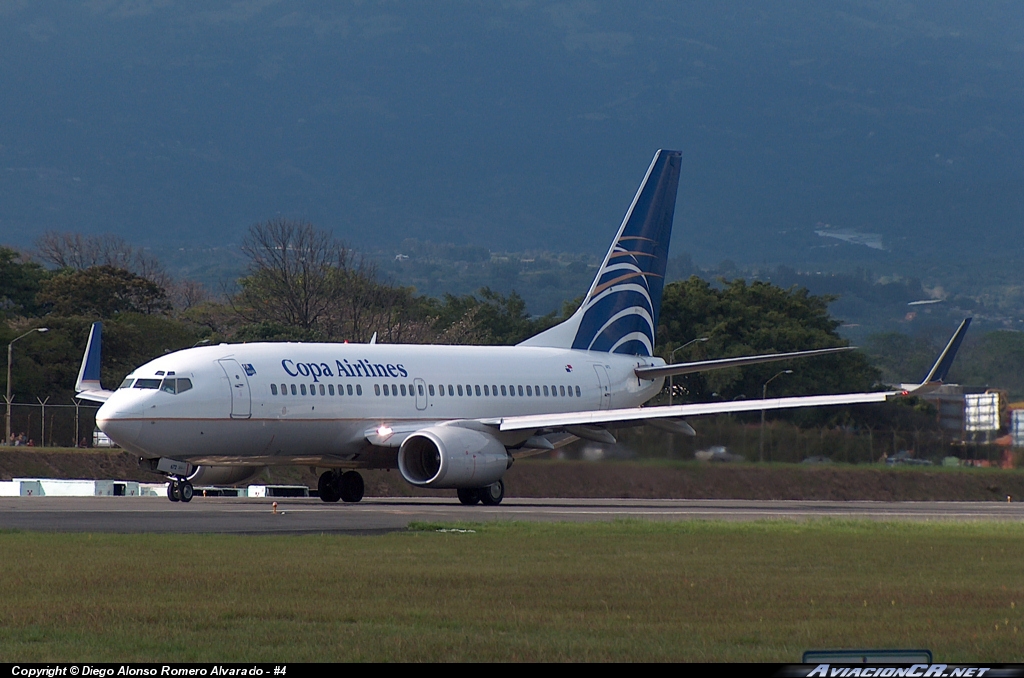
[{"left": 1, "top": 520, "right": 1022, "bottom": 662}]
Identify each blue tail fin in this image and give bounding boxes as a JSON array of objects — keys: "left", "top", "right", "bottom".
[
  {"left": 901, "top": 318, "right": 971, "bottom": 395},
  {"left": 520, "top": 149, "right": 681, "bottom": 356},
  {"left": 75, "top": 321, "right": 103, "bottom": 393}
]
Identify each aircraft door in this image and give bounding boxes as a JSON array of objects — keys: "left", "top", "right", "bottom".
[
  {"left": 592, "top": 364, "right": 612, "bottom": 410},
  {"left": 218, "top": 359, "right": 252, "bottom": 419},
  {"left": 414, "top": 378, "right": 428, "bottom": 410}
]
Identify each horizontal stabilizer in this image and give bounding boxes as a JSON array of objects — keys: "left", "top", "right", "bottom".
[{"left": 634, "top": 346, "right": 854, "bottom": 380}]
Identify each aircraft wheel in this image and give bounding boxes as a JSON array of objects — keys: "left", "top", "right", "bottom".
[
  {"left": 457, "top": 488, "right": 481, "bottom": 506},
  {"left": 318, "top": 471, "right": 341, "bottom": 503},
  {"left": 167, "top": 481, "right": 180, "bottom": 502},
  {"left": 479, "top": 479, "right": 504, "bottom": 506},
  {"left": 179, "top": 480, "right": 194, "bottom": 503},
  {"left": 340, "top": 471, "right": 364, "bottom": 503}
]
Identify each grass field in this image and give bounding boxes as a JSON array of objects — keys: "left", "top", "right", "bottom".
[{"left": 2, "top": 520, "right": 1023, "bottom": 662}]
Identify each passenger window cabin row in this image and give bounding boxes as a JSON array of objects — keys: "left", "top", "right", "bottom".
[
  {"left": 426, "top": 383, "right": 582, "bottom": 398},
  {"left": 271, "top": 383, "right": 363, "bottom": 396},
  {"left": 268, "top": 382, "right": 583, "bottom": 398}
]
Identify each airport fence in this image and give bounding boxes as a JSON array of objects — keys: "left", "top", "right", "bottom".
[
  {"left": 2, "top": 400, "right": 101, "bottom": 448},
  {"left": 3, "top": 401, "right": 1012, "bottom": 467},
  {"left": 613, "top": 415, "right": 1013, "bottom": 466}
]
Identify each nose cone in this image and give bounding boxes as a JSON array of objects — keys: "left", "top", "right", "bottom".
[{"left": 96, "top": 401, "right": 143, "bottom": 446}]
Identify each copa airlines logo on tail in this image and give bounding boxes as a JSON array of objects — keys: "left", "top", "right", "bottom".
[
  {"left": 569, "top": 150, "right": 681, "bottom": 357},
  {"left": 281, "top": 358, "right": 408, "bottom": 382}
]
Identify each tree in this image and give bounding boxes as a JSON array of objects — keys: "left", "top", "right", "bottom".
[
  {"left": 950, "top": 331, "right": 1024, "bottom": 399},
  {"left": 1, "top": 313, "right": 203, "bottom": 402},
  {"left": 862, "top": 332, "right": 938, "bottom": 386},
  {"left": 234, "top": 219, "right": 430, "bottom": 342},
  {"left": 431, "top": 288, "right": 560, "bottom": 345},
  {"left": 0, "top": 247, "right": 48, "bottom": 317},
  {"left": 35, "top": 231, "right": 169, "bottom": 288},
  {"left": 37, "top": 266, "right": 171, "bottom": 317},
  {"left": 234, "top": 219, "right": 353, "bottom": 336},
  {"left": 658, "top": 276, "right": 881, "bottom": 403}
]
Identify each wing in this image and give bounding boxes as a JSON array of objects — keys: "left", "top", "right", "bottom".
[{"left": 481, "top": 390, "right": 898, "bottom": 433}]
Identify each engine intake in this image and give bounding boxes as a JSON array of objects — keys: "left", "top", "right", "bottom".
[{"left": 398, "top": 426, "right": 511, "bottom": 489}]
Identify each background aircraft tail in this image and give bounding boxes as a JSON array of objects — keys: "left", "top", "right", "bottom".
[
  {"left": 520, "top": 149, "right": 682, "bottom": 356},
  {"left": 75, "top": 321, "right": 113, "bottom": 402},
  {"left": 901, "top": 317, "right": 971, "bottom": 394}
]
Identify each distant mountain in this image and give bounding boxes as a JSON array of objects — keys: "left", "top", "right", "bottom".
[{"left": 3, "top": 1, "right": 1024, "bottom": 272}]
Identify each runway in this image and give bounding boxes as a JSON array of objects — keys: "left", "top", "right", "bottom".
[{"left": 1, "top": 496, "right": 1023, "bottom": 534}]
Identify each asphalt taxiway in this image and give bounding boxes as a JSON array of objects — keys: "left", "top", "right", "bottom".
[{"left": 1, "top": 496, "right": 1022, "bottom": 534}]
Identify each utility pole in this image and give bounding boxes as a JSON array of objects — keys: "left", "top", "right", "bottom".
[
  {"left": 6, "top": 327, "right": 47, "bottom": 445},
  {"left": 37, "top": 396, "right": 50, "bottom": 447},
  {"left": 760, "top": 369, "right": 793, "bottom": 463},
  {"left": 668, "top": 337, "right": 709, "bottom": 405}
]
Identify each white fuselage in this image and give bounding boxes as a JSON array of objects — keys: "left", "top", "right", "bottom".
[{"left": 96, "top": 342, "right": 665, "bottom": 468}]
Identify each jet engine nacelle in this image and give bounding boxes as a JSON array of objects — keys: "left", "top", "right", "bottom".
[
  {"left": 398, "top": 426, "right": 511, "bottom": 489},
  {"left": 187, "top": 465, "right": 265, "bottom": 486}
]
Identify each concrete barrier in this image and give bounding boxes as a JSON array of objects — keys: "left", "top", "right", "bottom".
[
  {"left": 0, "top": 478, "right": 310, "bottom": 498},
  {"left": 7, "top": 478, "right": 141, "bottom": 496}
]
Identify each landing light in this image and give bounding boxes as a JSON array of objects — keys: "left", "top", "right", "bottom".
[{"left": 377, "top": 425, "right": 393, "bottom": 437}]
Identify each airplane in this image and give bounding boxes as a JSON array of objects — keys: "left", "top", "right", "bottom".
[{"left": 73, "top": 149, "right": 954, "bottom": 505}]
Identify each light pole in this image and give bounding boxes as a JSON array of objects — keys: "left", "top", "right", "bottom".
[
  {"left": 759, "top": 369, "right": 793, "bottom": 463},
  {"left": 6, "top": 327, "right": 48, "bottom": 446},
  {"left": 668, "top": 337, "right": 709, "bottom": 406}
]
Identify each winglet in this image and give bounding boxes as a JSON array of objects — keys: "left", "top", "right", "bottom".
[
  {"left": 75, "top": 322, "right": 106, "bottom": 396},
  {"left": 904, "top": 318, "right": 971, "bottom": 394}
]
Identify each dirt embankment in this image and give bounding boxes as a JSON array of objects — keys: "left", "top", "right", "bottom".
[{"left": 3, "top": 449, "right": 1024, "bottom": 502}]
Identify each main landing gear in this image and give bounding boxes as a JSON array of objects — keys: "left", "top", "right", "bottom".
[
  {"left": 457, "top": 479, "right": 504, "bottom": 506},
  {"left": 166, "top": 478, "right": 194, "bottom": 503},
  {"left": 317, "top": 470, "right": 365, "bottom": 503}
]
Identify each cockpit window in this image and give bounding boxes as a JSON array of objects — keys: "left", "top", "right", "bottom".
[
  {"left": 118, "top": 378, "right": 134, "bottom": 389},
  {"left": 133, "top": 379, "right": 161, "bottom": 389},
  {"left": 158, "top": 378, "right": 193, "bottom": 394}
]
